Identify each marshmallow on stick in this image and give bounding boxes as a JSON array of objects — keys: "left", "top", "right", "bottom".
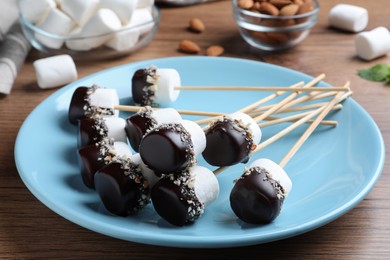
[
  {"left": 68, "top": 85, "right": 119, "bottom": 125},
  {"left": 130, "top": 66, "right": 347, "bottom": 107},
  {"left": 151, "top": 165, "right": 219, "bottom": 226},
  {"left": 203, "top": 74, "right": 326, "bottom": 167},
  {"left": 230, "top": 91, "right": 346, "bottom": 224}
]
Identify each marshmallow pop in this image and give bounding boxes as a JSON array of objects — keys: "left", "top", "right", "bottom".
[
  {"left": 78, "top": 117, "right": 127, "bottom": 149},
  {"left": 139, "top": 120, "right": 206, "bottom": 175},
  {"left": 68, "top": 85, "right": 119, "bottom": 125},
  {"left": 78, "top": 139, "right": 132, "bottom": 189},
  {"left": 230, "top": 91, "right": 344, "bottom": 224},
  {"left": 125, "top": 106, "right": 182, "bottom": 152},
  {"left": 151, "top": 165, "right": 219, "bottom": 226}
]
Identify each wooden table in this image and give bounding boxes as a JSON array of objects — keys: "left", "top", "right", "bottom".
[{"left": 1, "top": 0, "right": 389, "bottom": 258}]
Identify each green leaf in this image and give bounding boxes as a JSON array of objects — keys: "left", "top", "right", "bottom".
[{"left": 358, "top": 64, "right": 390, "bottom": 82}]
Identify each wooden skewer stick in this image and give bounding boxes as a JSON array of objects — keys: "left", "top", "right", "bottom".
[
  {"left": 114, "top": 105, "right": 223, "bottom": 117},
  {"left": 253, "top": 74, "right": 328, "bottom": 123},
  {"left": 252, "top": 101, "right": 343, "bottom": 115},
  {"left": 174, "top": 86, "right": 348, "bottom": 92},
  {"left": 259, "top": 112, "right": 338, "bottom": 127},
  {"left": 279, "top": 91, "right": 346, "bottom": 168}
]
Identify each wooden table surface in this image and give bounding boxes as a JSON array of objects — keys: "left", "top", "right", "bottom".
[{"left": 1, "top": 0, "right": 389, "bottom": 258}]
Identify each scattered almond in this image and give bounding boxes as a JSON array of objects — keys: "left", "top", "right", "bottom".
[
  {"left": 179, "top": 40, "right": 201, "bottom": 54},
  {"left": 206, "top": 45, "right": 224, "bottom": 56},
  {"left": 189, "top": 18, "right": 205, "bottom": 33}
]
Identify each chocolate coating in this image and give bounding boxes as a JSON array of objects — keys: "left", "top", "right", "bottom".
[
  {"left": 94, "top": 162, "right": 149, "bottom": 216},
  {"left": 78, "top": 118, "right": 108, "bottom": 149},
  {"left": 151, "top": 175, "right": 203, "bottom": 226},
  {"left": 202, "top": 119, "right": 253, "bottom": 167},
  {"left": 230, "top": 167, "right": 285, "bottom": 224},
  {"left": 139, "top": 124, "right": 194, "bottom": 175},
  {"left": 125, "top": 112, "right": 155, "bottom": 152},
  {"left": 69, "top": 86, "right": 89, "bottom": 125},
  {"left": 131, "top": 68, "right": 156, "bottom": 106}
]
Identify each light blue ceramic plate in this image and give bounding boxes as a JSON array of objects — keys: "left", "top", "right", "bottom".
[{"left": 15, "top": 57, "right": 385, "bottom": 248}]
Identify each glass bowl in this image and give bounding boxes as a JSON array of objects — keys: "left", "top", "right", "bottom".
[
  {"left": 232, "top": 0, "right": 319, "bottom": 51},
  {"left": 19, "top": 5, "right": 160, "bottom": 60}
]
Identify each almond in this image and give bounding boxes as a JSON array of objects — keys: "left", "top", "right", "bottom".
[
  {"left": 206, "top": 45, "right": 224, "bottom": 56},
  {"left": 179, "top": 40, "right": 201, "bottom": 54},
  {"left": 189, "top": 18, "right": 205, "bottom": 33},
  {"left": 260, "top": 2, "right": 279, "bottom": 16},
  {"left": 269, "top": 0, "right": 292, "bottom": 8},
  {"left": 238, "top": 0, "right": 254, "bottom": 9},
  {"left": 280, "top": 4, "right": 299, "bottom": 16}
]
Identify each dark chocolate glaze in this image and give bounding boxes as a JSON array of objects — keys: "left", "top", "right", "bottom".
[
  {"left": 94, "top": 162, "right": 150, "bottom": 216},
  {"left": 151, "top": 175, "right": 203, "bottom": 226},
  {"left": 69, "top": 86, "right": 89, "bottom": 125},
  {"left": 229, "top": 167, "right": 285, "bottom": 224},
  {"left": 77, "top": 142, "right": 113, "bottom": 189},
  {"left": 202, "top": 119, "right": 252, "bottom": 167},
  {"left": 131, "top": 68, "right": 156, "bottom": 106},
  {"left": 139, "top": 124, "right": 194, "bottom": 175},
  {"left": 125, "top": 113, "right": 154, "bottom": 152},
  {"left": 78, "top": 118, "right": 108, "bottom": 149}
]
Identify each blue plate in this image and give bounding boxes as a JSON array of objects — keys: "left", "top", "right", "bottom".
[{"left": 15, "top": 57, "right": 385, "bottom": 248}]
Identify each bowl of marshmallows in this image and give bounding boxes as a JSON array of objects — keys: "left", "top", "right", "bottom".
[{"left": 19, "top": 0, "right": 159, "bottom": 59}]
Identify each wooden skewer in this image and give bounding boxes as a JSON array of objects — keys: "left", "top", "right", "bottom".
[
  {"left": 259, "top": 112, "right": 338, "bottom": 127},
  {"left": 252, "top": 101, "right": 342, "bottom": 115},
  {"left": 114, "top": 105, "right": 223, "bottom": 117},
  {"left": 174, "top": 86, "right": 349, "bottom": 92},
  {"left": 279, "top": 90, "right": 346, "bottom": 168}
]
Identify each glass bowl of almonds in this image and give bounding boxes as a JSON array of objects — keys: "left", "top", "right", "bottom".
[{"left": 232, "top": 0, "right": 319, "bottom": 51}]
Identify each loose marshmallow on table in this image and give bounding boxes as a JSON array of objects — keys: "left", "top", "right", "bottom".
[
  {"left": 355, "top": 27, "right": 390, "bottom": 61},
  {"left": 329, "top": 4, "right": 368, "bottom": 33},
  {"left": 33, "top": 54, "right": 77, "bottom": 89},
  {"left": 100, "top": 0, "right": 138, "bottom": 25},
  {"left": 36, "top": 8, "right": 74, "bottom": 49},
  {"left": 20, "top": 0, "right": 56, "bottom": 25},
  {"left": 128, "top": 8, "right": 154, "bottom": 35},
  {"left": 61, "top": 0, "right": 100, "bottom": 27},
  {"left": 65, "top": 9, "right": 122, "bottom": 51}
]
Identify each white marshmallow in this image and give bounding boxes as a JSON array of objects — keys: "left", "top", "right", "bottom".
[
  {"left": 191, "top": 165, "right": 219, "bottom": 206},
  {"left": 151, "top": 108, "right": 182, "bottom": 125},
  {"left": 154, "top": 68, "right": 181, "bottom": 106},
  {"left": 104, "top": 117, "right": 128, "bottom": 143},
  {"left": 113, "top": 141, "right": 132, "bottom": 158},
  {"left": 329, "top": 4, "right": 368, "bottom": 33},
  {"left": 100, "top": 0, "right": 138, "bottom": 25},
  {"left": 20, "top": 0, "right": 56, "bottom": 24},
  {"left": 61, "top": 0, "right": 100, "bottom": 27},
  {"left": 229, "top": 112, "right": 262, "bottom": 145},
  {"left": 355, "top": 27, "right": 390, "bottom": 61},
  {"left": 137, "top": 0, "right": 154, "bottom": 9},
  {"left": 181, "top": 120, "right": 206, "bottom": 157},
  {"left": 249, "top": 158, "right": 292, "bottom": 197},
  {"left": 128, "top": 8, "right": 154, "bottom": 35},
  {"left": 33, "top": 54, "right": 77, "bottom": 89},
  {"left": 130, "top": 153, "right": 160, "bottom": 188},
  {"left": 36, "top": 8, "right": 74, "bottom": 49},
  {"left": 105, "top": 27, "right": 140, "bottom": 51},
  {"left": 65, "top": 9, "right": 122, "bottom": 51},
  {"left": 89, "top": 88, "right": 120, "bottom": 117}
]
